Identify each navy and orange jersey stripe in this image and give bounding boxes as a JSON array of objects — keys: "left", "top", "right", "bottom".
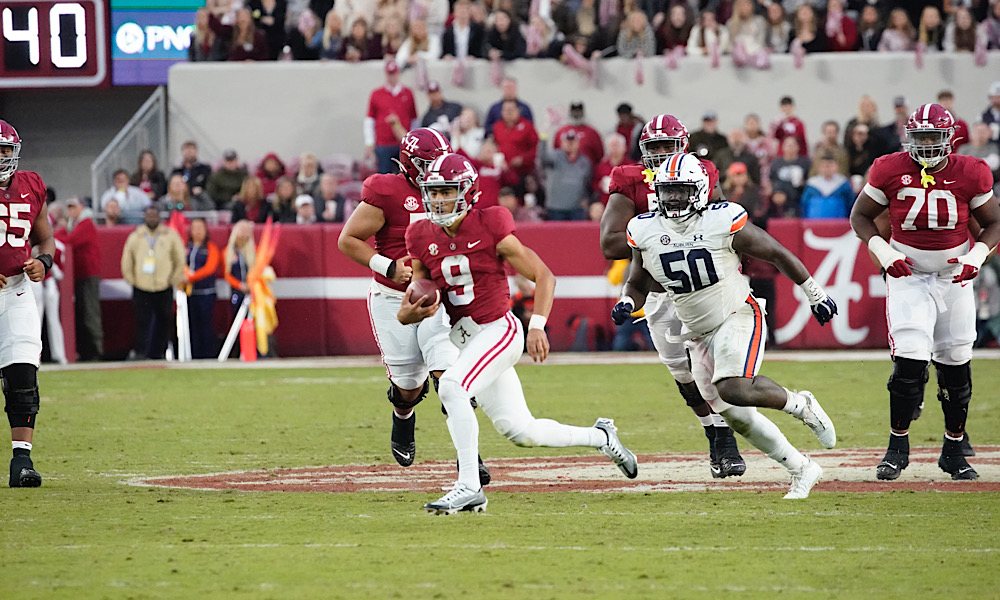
[{"left": 742, "top": 295, "right": 765, "bottom": 378}]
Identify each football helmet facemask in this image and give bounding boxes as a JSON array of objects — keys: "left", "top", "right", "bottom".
[
  {"left": 0, "top": 120, "right": 22, "bottom": 182},
  {"left": 904, "top": 103, "right": 955, "bottom": 169},
  {"left": 639, "top": 114, "right": 690, "bottom": 171},
  {"left": 653, "top": 153, "right": 710, "bottom": 219},
  {"left": 397, "top": 128, "right": 453, "bottom": 186},
  {"left": 419, "top": 153, "right": 481, "bottom": 227}
]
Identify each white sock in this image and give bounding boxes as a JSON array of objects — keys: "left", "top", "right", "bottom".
[
  {"left": 440, "top": 380, "right": 480, "bottom": 490},
  {"left": 711, "top": 413, "right": 728, "bottom": 428},
  {"left": 944, "top": 432, "right": 964, "bottom": 442},
  {"left": 722, "top": 406, "right": 808, "bottom": 473},
  {"left": 781, "top": 388, "right": 806, "bottom": 419},
  {"left": 696, "top": 415, "right": 714, "bottom": 428},
  {"left": 12, "top": 441, "right": 32, "bottom": 451},
  {"left": 394, "top": 409, "right": 414, "bottom": 419},
  {"left": 510, "top": 418, "right": 607, "bottom": 448}
]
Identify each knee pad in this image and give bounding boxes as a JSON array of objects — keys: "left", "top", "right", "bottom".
[
  {"left": 386, "top": 378, "right": 429, "bottom": 412},
  {"left": 933, "top": 361, "right": 972, "bottom": 405},
  {"left": 3, "top": 364, "right": 40, "bottom": 429},
  {"left": 675, "top": 380, "right": 705, "bottom": 408},
  {"left": 887, "top": 357, "right": 928, "bottom": 431}
]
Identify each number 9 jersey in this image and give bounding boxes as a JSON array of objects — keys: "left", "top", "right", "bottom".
[
  {"left": 626, "top": 202, "right": 751, "bottom": 336},
  {"left": 0, "top": 170, "right": 46, "bottom": 277},
  {"left": 863, "top": 152, "right": 994, "bottom": 272}
]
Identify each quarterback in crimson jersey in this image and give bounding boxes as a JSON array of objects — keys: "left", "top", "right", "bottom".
[
  {"left": 338, "top": 128, "right": 489, "bottom": 484},
  {"left": 400, "top": 154, "right": 637, "bottom": 515},
  {"left": 599, "top": 114, "right": 746, "bottom": 479},
  {"left": 0, "top": 119, "right": 57, "bottom": 488},
  {"left": 850, "top": 103, "right": 1000, "bottom": 482}
]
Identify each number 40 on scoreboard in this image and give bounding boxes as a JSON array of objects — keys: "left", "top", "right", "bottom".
[{"left": 0, "top": 0, "right": 108, "bottom": 88}]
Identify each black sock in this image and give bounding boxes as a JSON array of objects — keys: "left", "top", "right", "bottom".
[
  {"left": 888, "top": 434, "right": 909, "bottom": 454},
  {"left": 13, "top": 448, "right": 30, "bottom": 458}
]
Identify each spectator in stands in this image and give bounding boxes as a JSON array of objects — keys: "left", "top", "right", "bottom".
[
  {"left": 987, "top": 2, "right": 1000, "bottom": 50},
  {"left": 769, "top": 137, "right": 811, "bottom": 211},
  {"left": 844, "top": 94, "right": 881, "bottom": 147},
  {"left": 493, "top": 98, "right": 540, "bottom": 179},
  {"left": 543, "top": 129, "right": 592, "bottom": 221},
  {"left": 656, "top": 2, "right": 694, "bottom": 53},
  {"left": 728, "top": 0, "right": 767, "bottom": 55},
  {"left": 723, "top": 162, "right": 766, "bottom": 226},
  {"left": 255, "top": 152, "right": 288, "bottom": 197},
  {"left": 957, "top": 122, "right": 1000, "bottom": 184},
  {"left": 315, "top": 173, "right": 349, "bottom": 222},
  {"left": 918, "top": 5, "right": 946, "bottom": 51},
  {"left": 157, "top": 173, "right": 214, "bottom": 213},
  {"left": 247, "top": 0, "right": 287, "bottom": 60},
  {"left": 616, "top": 103, "right": 644, "bottom": 160},
  {"left": 765, "top": 189, "right": 793, "bottom": 218},
  {"left": 210, "top": 8, "right": 269, "bottom": 61},
  {"left": 846, "top": 122, "right": 878, "bottom": 180},
  {"left": 518, "top": 172, "right": 546, "bottom": 213},
  {"left": 171, "top": 140, "right": 212, "bottom": 196},
  {"left": 810, "top": 120, "right": 849, "bottom": 176},
  {"left": 189, "top": 8, "right": 227, "bottom": 61},
  {"left": 295, "top": 195, "right": 318, "bottom": 224},
  {"left": 938, "top": 90, "right": 971, "bottom": 150},
  {"left": 207, "top": 148, "right": 248, "bottom": 209},
  {"left": 617, "top": 10, "right": 656, "bottom": 58},
  {"left": 409, "top": 0, "right": 449, "bottom": 37},
  {"left": 100, "top": 169, "right": 151, "bottom": 223},
  {"left": 130, "top": 150, "right": 167, "bottom": 203},
  {"left": 878, "top": 95, "right": 909, "bottom": 153},
  {"left": 823, "top": 0, "right": 857, "bottom": 52},
  {"left": 855, "top": 5, "right": 883, "bottom": 51},
  {"left": 945, "top": 6, "right": 984, "bottom": 51},
  {"left": 421, "top": 81, "right": 462, "bottom": 133},
  {"left": 441, "top": 0, "right": 487, "bottom": 59},
  {"left": 744, "top": 113, "right": 779, "bottom": 180},
  {"left": 764, "top": 2, "right": 791, "bottom": 53},
  {"left": 57, "top": 197, "right": 102, "bottom": 361},
  {"left": 372, "top": 0, "right": 407, "bottom": 36},
  {"left": 878, "top": 8, "right": 915, "bottom": 51},
  {"left": 451, "top": 108, "right": 486, "bottom": 158},
  {"left": 800, "top": 154, "right": 854, "bottom": 218},
  {"left": 231, "top": 176, "right": 271, "bottom": 223},
  {"left": 224, "top": 220, "right": 255, "bottom": 316},
  {"left": 268, "top": 176, "right": 299, "bottom": 223},
  {"left": 364, "top": 61, "right": 416, "bottom": 173},
  {"left": 340, "top": 17, "right": 383, "bottom": 61},
  {"left": 689, "top": 110, "right": 729, "bottom": 161},
  {"left": 183, "top": 217, "right": 220, "bottom": 359},
  {"left": 379, "top": 15, "right": 407, "bottom": 58},
  {"left": 688, "top": 10, "right": 731, "bottom": 55},
  {"left": 716, "top": 128, "right": 761, "bottom": 185},
  {"left": 121, "top": 206, "right": 185, "bottom": 360},
  {"left": 553, "top": 101, "right": 604, "bottom": 166},
  {"left": 395, "top": 19, "right": 440, "bottom": 66},
  {"left": 487, "top": 10, "right": 527, "bottom": 60},
  {"left": 484, "top": 78, "right": 533, "bottom": 139},
  {"left": 498, "top": 185, "right": 542, "bottom": 222},
  {"left": 791, "top": 4, "right": 827, "bottom": 52},
  {"left": 332, "top": 0, "right": 376, "bottom": 35},
  {"left": 295, "top": 152, "right": 323, "bottom": 199},
  {"left": 319, "top": 10, "right": 345, "bottom": 59},
  {"left": 771, "top": 96, "right": 808, "bottom": 158},
  {"left": 592, "top": 133, "right": 631, "bottom": 205},
  {"left": 466, "top": 139, "right": 518, "bottom": 208},
  {"left": 983, "top": 80, "right": 1000, "bottom": 144},
  {"left": 288, "top": 9, "right": 324, "bottom": 59},
  {"left": 103, "top": 199, "right": 122, "bottom": 226}
]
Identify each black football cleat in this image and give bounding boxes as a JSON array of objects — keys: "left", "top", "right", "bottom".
[
  {"left": 9, "top": 456, "right": 42, "bottom": 488},
  {"left": 938, "top": 439, "right": 978, "bottom": 480},
  {"left": 714, "top": 429, "right": 747, "bottom": 478},
  {"left": 876, "top": 448, "right": 909, "bottom": 481},
  {"left": 390, "top": 413, "right": 416, "bottom": 467},
  {"left": 953, "top": 433, "right": 975, "bottom": 457},
  {"left": 705, "top": 427, "right": 722, "bottom": 478}
]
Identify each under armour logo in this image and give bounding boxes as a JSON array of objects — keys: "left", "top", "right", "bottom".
[{"left": 692, "top": 234, "right": 704, "bottom": 242}]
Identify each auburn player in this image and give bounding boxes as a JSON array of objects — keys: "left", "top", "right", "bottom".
[
  {"left": 401, "top": 154, "right": 637, "bottom": 515},
  {"left": 599, "top": 114, "right": 747, "bottom": 479},
  {"left": 850, "top": 103, "right": 1000, "bottom": 482},
  {"left": 337, "top": 128, "right": 489, "bottom": 484},
  {"left": 0, "top": 120, "right": 57, "bottom": 488},
  {"left": 616, "top": 153, "right": 838, "bottom": 499}
]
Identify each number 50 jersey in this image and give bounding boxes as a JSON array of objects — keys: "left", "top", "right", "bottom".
[{"left": 626, "top": 202, "right": 751, "bottom": 335}]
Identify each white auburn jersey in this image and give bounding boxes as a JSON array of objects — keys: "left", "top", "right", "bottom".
[{"left": 626, "top": 202, "right": 751, "bottom": 335}]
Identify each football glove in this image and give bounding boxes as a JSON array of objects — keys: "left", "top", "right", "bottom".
[
  {"left": 799, "top": 277, "right": 838, "bottom": 326},
  {"left": 868, "top": 236, "right": 913, "bottom": 278},
  {"left": 947, "top": 242, "right": 991, "bottom": 283},
  {"left": 611, "top": 298, "right": 635, "bottom": 326}
]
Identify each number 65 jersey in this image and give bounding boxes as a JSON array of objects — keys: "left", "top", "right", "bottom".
[
  {"left": 863, "top": 152, "right": 994, "bottom": 272},
  {"left": 626, "top": 202, "right": 751, "bottom": 336}
]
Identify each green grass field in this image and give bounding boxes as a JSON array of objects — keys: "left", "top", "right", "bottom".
[{"left": 2, "top": 358, "right": 998, "bottom": 599}]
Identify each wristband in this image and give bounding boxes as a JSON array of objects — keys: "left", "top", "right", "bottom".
[
  {"left": 528, "top": 314, "right": 548, "bottom": 331},
  {"left": 963, "top": 242, "right": 991, "bottom": 270},
  {"left": 618, "top": 296, "right": 636, "bottom": 310},
  {"left": 798, "top": 276, "right": 826, "bottom": 304},
  {"left": 36, "top": 253, "right": 53, "bottom": 274},
  {"left": 867, "top": 236, "right": 902, "bottom": 269},
  {"left": 368, "top": 254, "right": 394, "bottom": 278}
]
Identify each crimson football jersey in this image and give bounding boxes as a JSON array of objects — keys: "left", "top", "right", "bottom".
[
  {"left": 0, "top": 170, "right": 46, "bottom": 277},
  {"left": 864, "top": 152, "right": 995, "bottom": 251},
  {"left": 609, "top": 158, "right": 720, "bottom": 214},
  {"left": 406, "top": 206, "right": 516, "bottom": 326},
  {"left": 361, "top": 172, "right": 428, "bottom": 292}
]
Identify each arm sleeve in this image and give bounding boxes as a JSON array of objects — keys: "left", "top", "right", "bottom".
[{"left": 188, "top": 243, "right": 221, "bottom": 283}]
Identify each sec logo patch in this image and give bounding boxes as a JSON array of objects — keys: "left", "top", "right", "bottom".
[
  {"left": 404, "top": 196, "right": 421, "bottom": 211},
  {"left": 901, "top": 174, "right": 912, "bottom": 186},
  {"left": 428, "top": 243, "right": 439, "bottom": 256},
  {"left": 660, "top": 235, "right": 671, "bottom": 245}
]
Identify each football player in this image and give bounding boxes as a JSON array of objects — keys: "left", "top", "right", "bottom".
[
  {"left": 0, "top": 119, "right": 57, "bottom": 487},
  {"left": 599, "top": 114, "right": 747, "bottom": 478},
  {"left": 338, "top": 128, "right": 489, "bottom": 484},
  {"left": 850, "top": 103, "right": 1000, "bottom": 482},
  {"left": 400, "top": 154, "right": 638, "bottom": 515},
  {"left": 615, "top": 153, "right": 838, "bottom": 499}
]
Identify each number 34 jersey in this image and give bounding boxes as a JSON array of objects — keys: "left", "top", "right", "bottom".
[
  {"left": 626, "top": 202, "right": 750, "bottom": 335},
  {"left": 864, "top": 152, "right": 994, "bottom": 272}
]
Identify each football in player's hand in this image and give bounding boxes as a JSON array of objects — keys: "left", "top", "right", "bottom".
[{"left": 408, "top": 278, "right": 440, "bottom": 307}]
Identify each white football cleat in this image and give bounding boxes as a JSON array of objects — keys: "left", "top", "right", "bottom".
[
  {"left": 423, "top": 482, "right": 488, "bottom": 515},
  {"left": 784, "top": 459, "right": 823, "bottom": 500},
  {"left": 798, "top": 390, "right": 836, "bottom": 449},
  {"left": 594, "top": 418, "right": 638, "bottom": 479}
]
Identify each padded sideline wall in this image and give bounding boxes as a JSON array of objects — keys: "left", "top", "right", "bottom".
[{"left": 168, "top": 53, "right": 997, "bottom": 165}]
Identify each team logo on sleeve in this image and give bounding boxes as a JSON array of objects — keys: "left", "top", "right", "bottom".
[
  {"left": 900, "top": 175, "right": 912, "bottom": 186},
  {"left": 428, "top": 243, "right": 439, "bottom": 256},
  {"left": 404, "top": 196, "right": 421, "bottom": 211},
  {"left": 660, "top": 235, "right": 671, "bottom": 245}
]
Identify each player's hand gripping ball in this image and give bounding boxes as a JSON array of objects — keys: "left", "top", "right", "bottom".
[{"left": 407, "top": 278, "right": 440, "bottom": 307}]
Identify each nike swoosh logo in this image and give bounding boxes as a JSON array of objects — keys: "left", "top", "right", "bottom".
[
  {"left": 20, "top": 193, "right": 29, "bottom": 198},
  {"left": 467, "top": 240, "right": 482, "bottom": 248},
  {"left": 16, "top": 291, "right": 25, "bottom": 296},
  {"left": 883, "top": 462, "right": 897, "bottom": 469},
  {"left": 392, "top": 448, "right": 411, "bottom": 461},
  {"left": 943, "top": 180, "right": 956, "bottom": 185},
  {"left": 957, "top": 467, "right": 973, "bottom": 474}
]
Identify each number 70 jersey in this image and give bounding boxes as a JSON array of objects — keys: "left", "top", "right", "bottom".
[{"left": 626, "top": 202, "right": 751, "bottom": 335}]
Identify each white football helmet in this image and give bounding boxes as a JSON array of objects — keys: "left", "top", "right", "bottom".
[{"left": 653, "top": 153, "right": 710, "bottom": 219}]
